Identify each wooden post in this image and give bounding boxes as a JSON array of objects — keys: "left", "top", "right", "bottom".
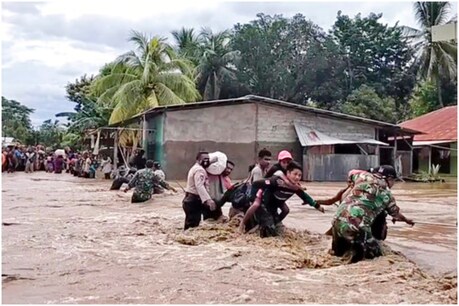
[
  {"left": 393, "top": 130, "right": 397, "bottom": 167},
  {"left": 428, "top": 146, "right": 432, "bottom": 173},
  {"left": 410, "top": 149, "right": 413, "bottom": 175},
  {"left": 113, "top": 129, "right": 118, "bottom": 170},
  {"left": 142, "top": 115, "right": 148, "bottom": 154}
]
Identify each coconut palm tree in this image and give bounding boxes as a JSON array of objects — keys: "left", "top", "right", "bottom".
[
  {"left": 195, "top": 28, "right": 240, "bottom": 101},
  {"left": 172, "top": 27, "right": 201, "bottom": 64},
  {"left": 91, "top": 31, "right": 200, "bottom": 124},
  {"left": 403, "top": 2, "right": 457, "bottom": 107}
]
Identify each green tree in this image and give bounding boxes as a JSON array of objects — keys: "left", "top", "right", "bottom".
[
  {"left": 172, "top": 27, "right": 201, "bottom": 65},
  {"left": 58, "top": 74, "right": 111, "bottom": 148},
  {"left": 403, "top": 2, "right": 457, "bottom": 107},
  {"left": 232, "top": 14, "right": 335, "bottom": 104},
  {"left": 331, "top": 11, "right": 416, "bottom": 115},
  {"left": 91, "top": 31, "right": 200, "bottom": 124},
  {"left": 409, "top": 81, "right": 439, "bottom": 117},
  {"left": 340, "top": 85, "right": 396, "bottom": 122},
  {"left": 195, "top": 28, "right": 240, "bottom": 100},
  {"left": 172, "top": 27, "right": 242, "bottom": 100},
  {"left": 36, "top": 119, "right": 65, "bottom": 148},
  {"left": 1, "top": 96, "right": 35, "bottom": 144}
]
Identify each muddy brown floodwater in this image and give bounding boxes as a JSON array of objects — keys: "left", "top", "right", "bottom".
[{"left": 2, "top": 172, "right": 457, "bottom": 304}]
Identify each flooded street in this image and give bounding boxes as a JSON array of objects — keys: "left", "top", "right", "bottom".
[{"left": 2, "top": 172, "right": 457, "bottom": 304}]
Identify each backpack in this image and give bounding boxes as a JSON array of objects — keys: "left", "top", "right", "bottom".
[{"left": 231, "top": 182, "right": 251, "bottom": 210}]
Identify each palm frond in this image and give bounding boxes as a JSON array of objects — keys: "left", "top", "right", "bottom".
[
  {"left": 399, "top": 25, "right": 424, "bottom": 39},
  {"left": 145, "top": 91, "right": 160, "bottom": 108},
  {"left": 91, "top": 73, "right": 138, "bottom": 96},
  {"left": 436, "top": 43, "right": 457, "bottom": 79},
  {"left": 414, "top": 2, "right": 431, "bottom": 28},
  {"left": 155, "top": 83, "right": 187, "bottom": 105},
  {"left": 434, "top": 2, "right": 451, "bottom": 25},
  {"left": 96, "top": 86, "right": 119, "bottom": 107},
  {"left": 128, "top": 30, "right": 150, "bottom": 57},
  {"left": 55, "top": 112, "right": 76, "bottom": 118},
  {"left": 156, "top": 72, "right": 200, "bottom": 102}
]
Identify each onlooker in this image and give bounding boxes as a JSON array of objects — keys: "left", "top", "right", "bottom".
[
  {"left": 25, "top": 147, "right": 36, "bottom": 173},
  {"left": 100, "top": 155, "right": 113, "bottom": 179},
  {"left": 249, "top": 148, "right": 272, "bottom": 183}
]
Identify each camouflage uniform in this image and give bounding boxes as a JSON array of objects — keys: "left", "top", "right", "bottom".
[
  {"left": 128, "top": 168, "right": 168, "bottom": 203},
  {"left": 332, "top": 171, "right": 400, "bottom": 261}
]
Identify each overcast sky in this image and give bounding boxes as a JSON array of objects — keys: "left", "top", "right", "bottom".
[{"left": 2, "top": 0, "right": 457, "bottom": 127}]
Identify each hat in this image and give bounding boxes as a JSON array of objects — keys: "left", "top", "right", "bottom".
[
  {"left": 278, "top": 150, "right": 293, "bottom": 161},
  {"left": 376, "top": 165, "right": 398, "bottom": 179}
]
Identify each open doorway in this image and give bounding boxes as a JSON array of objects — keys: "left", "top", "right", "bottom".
[{"left": 380, "top": 147, "right": 394, "bottom": 166}]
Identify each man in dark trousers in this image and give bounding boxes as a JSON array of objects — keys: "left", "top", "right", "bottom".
[{"left": 182, "top": 151, "right": 222, "bottom": 230}]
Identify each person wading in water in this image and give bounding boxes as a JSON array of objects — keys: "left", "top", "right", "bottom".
[
  {"left": 124, "top": 160, "right": 176, "bottom": 203},
  {"left": 330, "top": 165, "right": 415, "bottom": 263},
  {"left": 240, "top": 161, "right": 328, "bottom": 237},
  {"left": 182, "top": 151, "right": 226, "bottom": 230}
]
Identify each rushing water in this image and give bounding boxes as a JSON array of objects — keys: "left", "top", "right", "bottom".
[{"left": 2, "top": 172, "right": 457, "bottom": 304}]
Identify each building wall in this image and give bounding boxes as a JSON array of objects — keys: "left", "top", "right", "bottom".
[
  {"left": 162, "top": 103, "right": 257, "bottom": 179},
  {"left": 255, "top": 103, "right": 377, "bottom": 180},
  {"left": 145, "top": 114, "right": 165, "bottom": 163},
  {"left": 153, "top": 101, "right": 386, "bottom": 181}
]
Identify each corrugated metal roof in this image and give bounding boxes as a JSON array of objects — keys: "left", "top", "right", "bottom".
[
  {"left": 110, "top": 95, "right": 422, "bottom": 135},
  {"left": 294, "top": 122, "right": 389, "bottom": 147},
  {"left": 400, "top": 106, "right": 457, "bottom": 142}
]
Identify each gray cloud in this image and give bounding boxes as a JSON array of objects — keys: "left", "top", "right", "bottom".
[
  {"left": 2, "top": 1, "right": 43, "bottom": 15},
  {"left": 2, "top": 61, "right": 76, "bottom": 127},
  {"left": 2, "top": 1, "right": 457, "bottom": 127}
]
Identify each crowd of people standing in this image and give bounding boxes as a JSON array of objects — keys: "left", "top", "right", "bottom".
[{"left": 2, "top": 145, "right": 108, "bottom": 178}]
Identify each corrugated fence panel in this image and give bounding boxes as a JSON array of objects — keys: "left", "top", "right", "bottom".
[{"left": 304, "top": 154, "right": 380, "bottom": 181}]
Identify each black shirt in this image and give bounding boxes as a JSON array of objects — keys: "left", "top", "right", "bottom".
[{"left": 264, "top": 163, "right": 286, "bottom": 178}]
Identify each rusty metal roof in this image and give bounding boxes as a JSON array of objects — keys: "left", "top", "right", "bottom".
[{"left": 400, "top": 106, "right": 457, "bottom": 142}]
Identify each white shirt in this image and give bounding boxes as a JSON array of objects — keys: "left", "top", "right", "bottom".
[
  {"left": 154, "top": 169, "right": 165, "bottom": 181},
  {"left": 101, "top": 157, "right": 112, "bottom": 174}
]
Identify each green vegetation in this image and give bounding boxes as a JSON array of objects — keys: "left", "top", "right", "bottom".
[{"left": 4, "top": 2, "right": 456, "bottom": 149}]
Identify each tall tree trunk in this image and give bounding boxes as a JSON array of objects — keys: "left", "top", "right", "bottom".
[{"left": 436, "top": 77, "right": 444, "bottom": 107}]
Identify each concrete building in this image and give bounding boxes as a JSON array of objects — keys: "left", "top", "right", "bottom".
[
  {"left": 116, "top": 95, "right": 419, "bottom": 180},
  {"left": 400, "top": 106, "right": 457, "bottom": 177}
]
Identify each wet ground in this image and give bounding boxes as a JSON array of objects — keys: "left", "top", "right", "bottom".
[{"left": 2, "top": 172, "right": 457, "bottom": 304}]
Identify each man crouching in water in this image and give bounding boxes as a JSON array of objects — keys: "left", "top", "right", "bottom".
[
  {"left": 331, "top": 165, "right": 415, "bottom": 263},
  {"left": 124, "top": 160, "right": 176, "bottom": 203},
  {"left": 182, "top": 151, "right": 225, "bottom": 230}
]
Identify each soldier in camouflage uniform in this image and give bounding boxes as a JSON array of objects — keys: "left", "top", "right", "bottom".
[
  {"left": 331, "top": 165, "right": 415, "bottom": 263},
  {"left": 125, "top": 160, "right": 176, "bottom": 203}
]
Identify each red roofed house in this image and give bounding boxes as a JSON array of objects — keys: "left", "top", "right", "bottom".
[{"left": 400, "top": 106, "right": 457, "bottom": 176}]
